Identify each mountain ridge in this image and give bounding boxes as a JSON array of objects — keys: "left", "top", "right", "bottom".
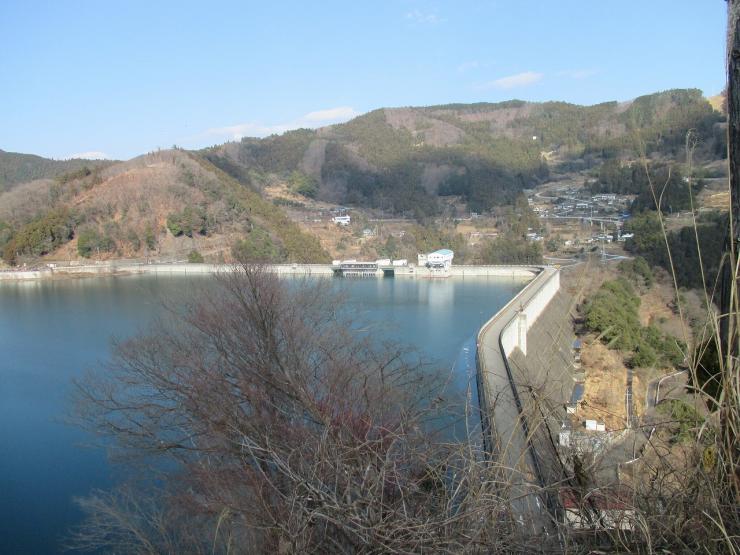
[{"left": 0, "top": 88, "right": 727, "bottom": 267}]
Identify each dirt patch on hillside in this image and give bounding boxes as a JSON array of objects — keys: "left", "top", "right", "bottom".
[{"left": 579, "top": 339, "right": 628, "bottom": 431}]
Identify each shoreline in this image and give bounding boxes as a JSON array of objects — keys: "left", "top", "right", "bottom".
[{"left": 0, "top": 262, "right": 543, "bottom": 282}]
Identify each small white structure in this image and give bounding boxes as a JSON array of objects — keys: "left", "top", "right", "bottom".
[
  {"left": 392, "top": 259, "right": 408, "bottom": 267},
  {"left": 418, "top": 249, "right": 454, "bottom": 270},
  {"left": 332, "top": 215, "right": 351, "bottom": 226},
  {"left": 559, "top": 423, "right": 572, "bottom": 447},
  {"left": 375, "top": 258, "right": 391, "bottom": 266}
]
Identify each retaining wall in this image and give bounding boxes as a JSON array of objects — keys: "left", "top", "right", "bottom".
[{"left": 0, "top": 263, "right": 540, "bottom": 281}]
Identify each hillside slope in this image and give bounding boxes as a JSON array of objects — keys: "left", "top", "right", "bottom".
[
  {"left": 205, "top": 89, "right": 725, "bottom": 217},
  {"left": 0, "top": 150, "right": 111, "bottom": 192},
  {"left": 0, "top": 149, "right": 329, "bottom": 265}
]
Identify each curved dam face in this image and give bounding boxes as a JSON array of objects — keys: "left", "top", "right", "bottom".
[{"left": 475, "top": 267, "right": 574, "bottom": 536}]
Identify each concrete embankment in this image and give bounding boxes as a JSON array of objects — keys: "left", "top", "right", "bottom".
[
  {"left": 0, "top": 262, "right": 539, "bottom": 281},
  {"left": 475, "top": 266, "right": 571, "bottom": 535}
]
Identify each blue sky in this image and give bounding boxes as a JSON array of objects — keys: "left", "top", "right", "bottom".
[{"left": 0, "top": 1, "right": 727, "bottom": 160}]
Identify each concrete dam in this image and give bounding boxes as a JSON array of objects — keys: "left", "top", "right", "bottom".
[{"left": 475, "top": 266, "right": 575, "bottom": 535}]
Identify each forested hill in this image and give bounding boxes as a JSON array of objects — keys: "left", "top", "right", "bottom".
[
  {"left": 0, "top": 149, "right": 329, "bottom": 266},
  {"left": 204, "top": 88, "right": 725, "bottom": 218},
  {"left": 0, "top": 150, "right": 112, "bottom": 192}
]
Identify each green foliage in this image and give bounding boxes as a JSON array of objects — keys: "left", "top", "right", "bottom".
[
  {"left": 272, "top": 197, "right": 305, "bottom": 208},
  {"left": 0, "top": 150, "right": 110, "bottom": 191},
  {"left": 630, "top": 167, "right": 703, "bottom": 214},
  {"left": 187, "top": 250, "right": 204, "bottom": 263},
  {"left": 592, "top": 159, "right": 651, "bottom": 195},
  {"left": 657, "top": 399, "right": 704, "bottom": 443},
  {"left": 377, "top": 236, "right": 399, "bottom": 259},
  {"left": 584, "top": 278, "right": 685, "bottom": 368},
  {"left": 144, "top": 225, "right": 157, "bottom": 250},
  {"left": 0, "top": 220, "right": 12, "bottom": 252},
  {"left": 618, "top": 256, "right": 654, "bottom": 288},
  {"left": 201, "top": 89, "right": 723, "bottom": 220},
  {"left": 166, "top": 206, "right": 208, "bottom": 237},
  {"left": 231, "top": 227, "right": 281, "bottom": 263},
  {"left": 478, "top": 235, "right": 543, "bottom": 265},
  {"left": 631, "top": 342, "right": 658, "bottom": 368},
  {"left": 190, "top": 154, "right": 331, "bottom": 263},
  {"left": 56, "top": 166, "right": 92, "bottom": 185},
  {"left": 2, "top": 208, "right": 76, "bottom": 264},
  {"left": 288, "top": 171, "right": 318, "bottom": 198},
  {"left": 592, "top": 160, "right": 703, "bottom": 214},
  {"left": 402, "top": 225, "right": 469, "bottom": 262},
  {"left": 77, "top": 227, "right": 115, "bottom": 258},
  {"left": 624, "top": 211, "right": 728, "bottom": 290},
  {"left": 331, "top": 109, "right": 416, "bottom": 167},
  {"left": 585, "top": 278, "right": 642, "bottom": 350},
  {"left": 236, "top": 128, "right": 316, "bottom": 174},
  {"left": 321, "top": 143, "right": 440, "bottom": 220},
  {"left": 619, "top": 89, "right": 724, "bottom": 160},
  {"left": 126, "top": 230, "right": 141, "bottom": 251},
  {"left": 437, "top": 155, "right": 544, "bottom": 213}
]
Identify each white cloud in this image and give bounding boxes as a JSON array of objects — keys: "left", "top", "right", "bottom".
[
  {"left": 405, "top": 9, "right": 445, "bottom": 25},
  {"left": 457, "top": 60, "right": 479, "bottom": 73},
  {"left": 205, "top": 106, "right": 361, "bottom": 141},
  {"left": 474, "top": 71, "right": 543, "bottom": 91},
  {"left": 303, "top": 106, "right": 359, "bottom": 123},
  {"left": 68, "top": 151, "right": 109, "bottom": 160},
  {"left": 557, "top": 69, "right": 598, "bottom": 79}
]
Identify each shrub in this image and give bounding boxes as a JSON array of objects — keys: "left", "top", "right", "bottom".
[
  {"left": 166, "top": 206, "right": 208, "bottom": 237},
  {"left": 657, "top": 399, "right": 704, "bottom": 443},
  {"left": 126, "top": 230, "right": 141, "bottom": 251},
  {"left": 77, "top": 227, "right": 115, "bottom": 258},
  {"left": 144, "top": 225, "right": 157, "bottom": 250},
  {"left": 2, "top": 209, "right": 76, "bottom": 264},
  {"left": 288, "top": 171, "right": 319, "bottom": 198},
  {"left": 187, "top": 250, "right": 204, "bottom": 263},
  {"left": 585, "top": 279, "right": 684, "bottom": 367},
  {"left": 618, "top": 256, "right": 654, "bottom": 288},
  {"left": 231, "top": 228, "right": 281, "bottom": 263}
]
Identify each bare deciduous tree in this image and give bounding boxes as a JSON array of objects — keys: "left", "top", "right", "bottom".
[{"left": 69, "top": 265, "right": 533, "bottom": 554}]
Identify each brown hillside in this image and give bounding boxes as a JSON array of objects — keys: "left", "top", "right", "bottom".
[{"left": 0, "top": 149, "right": 329, "bottom": 264}]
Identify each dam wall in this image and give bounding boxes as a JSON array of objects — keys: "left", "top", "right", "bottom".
[
  {"left": 499, "top": 269, "right": 561, "bottom": 356},
  {"left": 475, "top": 266, "right": 573, "bottom": 523}
]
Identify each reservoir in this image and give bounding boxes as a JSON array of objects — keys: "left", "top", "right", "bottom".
[{"left": 0, "top": 273, "right": 527, "bottom": 553}]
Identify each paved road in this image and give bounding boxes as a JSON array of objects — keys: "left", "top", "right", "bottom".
[{"left": 477, "top": 267, "right": 558, "bottom": 536}]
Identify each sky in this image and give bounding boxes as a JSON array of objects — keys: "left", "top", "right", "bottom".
[{"left": 0, "top": 1, "right": 728, "bottom": 161}]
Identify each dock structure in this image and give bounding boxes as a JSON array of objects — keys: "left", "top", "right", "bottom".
[{"left": 332, "top": 260, "right": 379, "bottom": 277}]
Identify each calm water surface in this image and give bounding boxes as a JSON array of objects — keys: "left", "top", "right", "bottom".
[{"left": 0, "top": 274, "right": 526, "bottom": 553}]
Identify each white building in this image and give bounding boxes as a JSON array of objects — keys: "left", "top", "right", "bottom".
[
  {"left": 332, "top": 215, "right": 351, "bottom": 226},
  {"left": 418, "top": 249, "right": 454, "bottom": 270}
]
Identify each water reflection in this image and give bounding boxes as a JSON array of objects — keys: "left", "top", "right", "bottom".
[{"left": 0, "top": 273, "right": 526, "bottom": 553}]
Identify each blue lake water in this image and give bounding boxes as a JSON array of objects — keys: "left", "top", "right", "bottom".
[{"left": 0, "top": 273, "right": 526, "bottom": 553}]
